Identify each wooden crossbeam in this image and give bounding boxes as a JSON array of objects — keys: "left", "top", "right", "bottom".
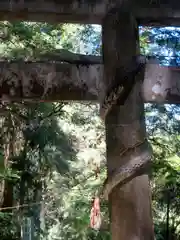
[
  {"left": 0, "top": 62, "right": 102, "bottom": 102},
  {"left": 0, "top": 0, "right": 110, "bottom": 24},
  {"left": 0, "top": 0, "right": 180, "bottom": 26},
  {"left": 135, "top": 0, "right": 180, "bottom": 26},
  {"left": 0, "top": 59, "right": 180, "bottom": 104}
]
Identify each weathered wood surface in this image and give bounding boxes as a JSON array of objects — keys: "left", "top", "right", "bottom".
[
  {"left": 0, "top": 62, "right": 103, "bottom": 102},
  {"left": 142, "top": 59, "right": 180, "bottom": 104},
  {"left": 1, "top": 58, "right": 180, "bottom": 104},
  {"left": 102, "top": 7, "right": 154, "bottom": 240},
  {"left": 135, "top": 0, "right": 180, "bottom": 26},
  {"left": 0, "top": 0, "right": 115, "bottom": 24},
  {"left": 0, "top": 0, "right": 180, "bottom": 25}
]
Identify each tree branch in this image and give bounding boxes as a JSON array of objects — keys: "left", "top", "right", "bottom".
[{"left": 38, "top": 49, "right": 102, "bottom": 65}]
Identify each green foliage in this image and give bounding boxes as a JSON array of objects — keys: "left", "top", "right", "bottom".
[
  {"left": 0, "top": 101, "right": 77, "bottom": 239},
  {"left": 0, "top": 212, "right": 19, "bottom": 240},
  {"left": 43, "top": 103, "right": 108, "bottom": 240}
]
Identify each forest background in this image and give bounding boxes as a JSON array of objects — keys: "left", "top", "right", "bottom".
[{"left": 0, "top": 22, "right": 179, "bottom": 240}]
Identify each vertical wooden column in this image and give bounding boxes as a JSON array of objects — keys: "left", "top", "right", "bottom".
[{"left": 102, "top": 8, "right": 155, "bottom": 240}]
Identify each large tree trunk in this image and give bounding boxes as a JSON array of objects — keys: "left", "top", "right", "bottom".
[{"left": 101, "top": 6, "right": 155, "bottom": 240}]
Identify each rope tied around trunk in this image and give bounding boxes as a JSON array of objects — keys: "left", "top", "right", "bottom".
[
  {"left": 90, "top": 139, "right": 152, "bottom": 230},
  {"left": 101, "top": 138, "right": 153, "bottom": 200}
]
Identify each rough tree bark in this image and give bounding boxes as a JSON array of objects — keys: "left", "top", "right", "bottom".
[{"left": 101, "top": 6, "right": 155, "bottom": 240}]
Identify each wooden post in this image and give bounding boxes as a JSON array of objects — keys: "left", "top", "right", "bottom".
[{"left": 102, "top": 7, "right": 155, "bottom": 240}]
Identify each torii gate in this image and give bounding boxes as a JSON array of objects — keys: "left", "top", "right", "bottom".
[{"left": 1, "top": 1, "right": 180, "bottom": 240}]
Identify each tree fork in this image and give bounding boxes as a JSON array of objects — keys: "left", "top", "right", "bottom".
[{"left": 102, "top": 7, "right": 155, "bottom": 240}]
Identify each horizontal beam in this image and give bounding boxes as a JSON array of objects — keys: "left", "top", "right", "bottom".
[
  {"left": 135, "top": 0, "right": 180, "bottom": 26},
  {"left": 0, "top": 0, "right": 113, "bottom": 24},
  {"left": 0, "top": 1, "right": 180, "bottom": 26},
  {"left": 142, "top": 59, "right": 180, "bottom": 104},
  {"left": 1, "top": 59, "right": 180, "bottom": 104},
  {"left": 0, "top": 62, "right": 102, "bottom": 102}
]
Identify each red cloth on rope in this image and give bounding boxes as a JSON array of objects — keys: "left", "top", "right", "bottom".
[{"left": 90, "top": 197, "right": 101, "bottom": 230}]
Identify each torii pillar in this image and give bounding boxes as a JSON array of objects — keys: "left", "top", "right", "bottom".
[{"left": 101, "top": 7, "right": 155, "bottom": 240}]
